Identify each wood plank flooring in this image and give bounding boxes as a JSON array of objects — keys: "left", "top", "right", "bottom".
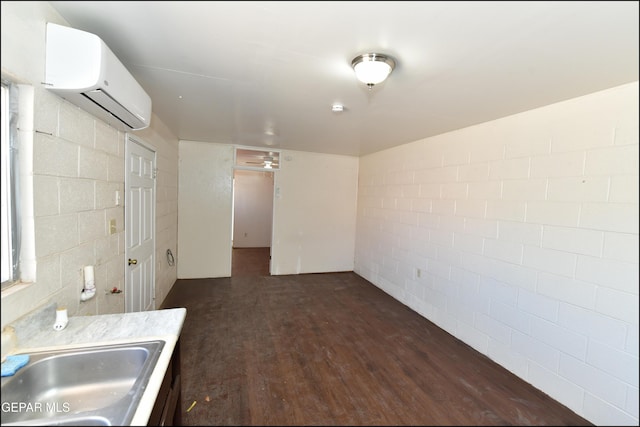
[
  {"left": 231, "top": 247, "right": 270, "bottom": 277},
  {"left": 160, "top": 249, "right": 592, "bottom": 426}
]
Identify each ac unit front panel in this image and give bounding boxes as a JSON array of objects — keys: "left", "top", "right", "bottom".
[{"left": 44, "top": 23, "right": 152, "bottom": 130}]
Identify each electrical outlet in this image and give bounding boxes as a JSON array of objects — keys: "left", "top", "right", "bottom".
[
  {"left": 109, "top": 219, "right": 116, "bottom": 235},
  {"left": 416, "top": 268, "right": 422, "bottom": 278}
]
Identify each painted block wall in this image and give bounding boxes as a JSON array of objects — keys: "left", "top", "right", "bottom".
[
  {"left": 1, "top": 1, "right": 179, "bottom": 327},
  {"left": 177, "top": 140, "right": 234, "bottom": 278},
  {"left": 355, "top": 81, "right": 639, "bottom": 426},
  {"left": 271, "top": 149, "right": 358, "bottom": 275}
]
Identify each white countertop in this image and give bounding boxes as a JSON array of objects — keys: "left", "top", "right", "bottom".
[{"left": 6, "top": 303, "right": 187, "bottom": 426}]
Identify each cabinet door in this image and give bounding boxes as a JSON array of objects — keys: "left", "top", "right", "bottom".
[
  {"left": 160, "top": 373, "right": 181, "bottom": 426},
  {"left": 147, "top": 362, "right": 172, "bottom": 425},
  {"left": 148, "top": 339, "right": 181, "bottom": 426}
]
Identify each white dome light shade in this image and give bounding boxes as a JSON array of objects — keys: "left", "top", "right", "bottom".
[{"left": 351, "top": 53, "right": 396, "bottom": 87}]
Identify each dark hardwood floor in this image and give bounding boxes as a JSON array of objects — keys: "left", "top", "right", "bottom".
[
  {"left": 161, "top": 249, "right": 592, "bottom": 426},
  {"left": 231, "top": 247, "right": 271, "bottom": 277}
]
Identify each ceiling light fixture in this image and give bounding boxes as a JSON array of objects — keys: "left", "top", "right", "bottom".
[{"left": 351, "top": 53, "right": 396, "bottom": 88}]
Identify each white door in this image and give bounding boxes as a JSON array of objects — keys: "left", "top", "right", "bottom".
[{"left": 125, "top": 135, "right": 156, "bottom": 312}]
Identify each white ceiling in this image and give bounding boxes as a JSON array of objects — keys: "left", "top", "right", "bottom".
[{"left": 49, "top": 1, "right": 638, "bottom": 157}]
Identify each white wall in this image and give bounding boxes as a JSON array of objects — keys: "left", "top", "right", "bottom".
[
  {"left": 177, "top": 145, "right": 359, "bottom": 277},
  {"left": 355, "top": 82, "right": 639, "bottom": 426},
  {"left": 233, "top": 170, "right": 273, "bottom": 248},
  {"left": 177, "top": 141, "right": 234, "bottom": 278},
  {"left": 1, "top": 1, "right": 179, "bottom": 328},
  {"left": 271, "top": 149, "right": 358, "bottom": 275}
]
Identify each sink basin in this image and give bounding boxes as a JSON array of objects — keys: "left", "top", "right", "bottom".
[{"left": 1, "top": 340, "right": 165, "bottom": 426}]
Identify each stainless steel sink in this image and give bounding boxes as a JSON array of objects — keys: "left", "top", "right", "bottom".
[{"left": 1, "top": 340, "right": 165, "bottom": 426}]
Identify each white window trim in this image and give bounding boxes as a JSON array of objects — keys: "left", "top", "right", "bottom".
[
  {"left": 17, "top": 84, "right": 35, "bottom": 284},
  {"left": 1, "top": 79, "right": 35, "bottom": 292}
]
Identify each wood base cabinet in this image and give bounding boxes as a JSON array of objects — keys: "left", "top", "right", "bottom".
[{"left": 148, "top": 339, "right": 182, "bottom": 426}]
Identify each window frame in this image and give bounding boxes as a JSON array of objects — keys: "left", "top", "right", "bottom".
[{"left": 1, "top": 79, "right": 21, "bottom": 289}]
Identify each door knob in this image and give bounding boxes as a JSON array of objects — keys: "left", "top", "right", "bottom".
[{"left": 128, "top": 258, "right": 138, "bottom": 265}]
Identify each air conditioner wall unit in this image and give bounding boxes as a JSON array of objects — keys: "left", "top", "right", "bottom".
[{"left": 45, "top": 22, "right": 152, "bottom": 131}]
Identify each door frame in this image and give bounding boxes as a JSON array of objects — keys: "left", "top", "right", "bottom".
[{"left": 124, "top": 133, "right": 157, "bottom": 312}]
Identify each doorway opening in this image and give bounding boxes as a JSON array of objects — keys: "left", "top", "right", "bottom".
[{"left": 232, "top": 147, "right": 278, "bottom": 277}]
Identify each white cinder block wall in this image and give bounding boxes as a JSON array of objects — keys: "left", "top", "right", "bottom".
[
  {"left": 271, "top": 149, "right": 358, "bottom": 275},
  {"left": 177, "top": 141, "right": 234, "bottom": 278},
  {"left": 1, "top": 1, "right": 179, "bottom": 328},
  {"left": 1, "top": 89, "right": 180, "bottom": 328},
  {"left": 355, "top": 82, "right": 639, "bottom": 426},
  {"left": 1, "top": 86, "right": 128, "bottom": 323}
]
